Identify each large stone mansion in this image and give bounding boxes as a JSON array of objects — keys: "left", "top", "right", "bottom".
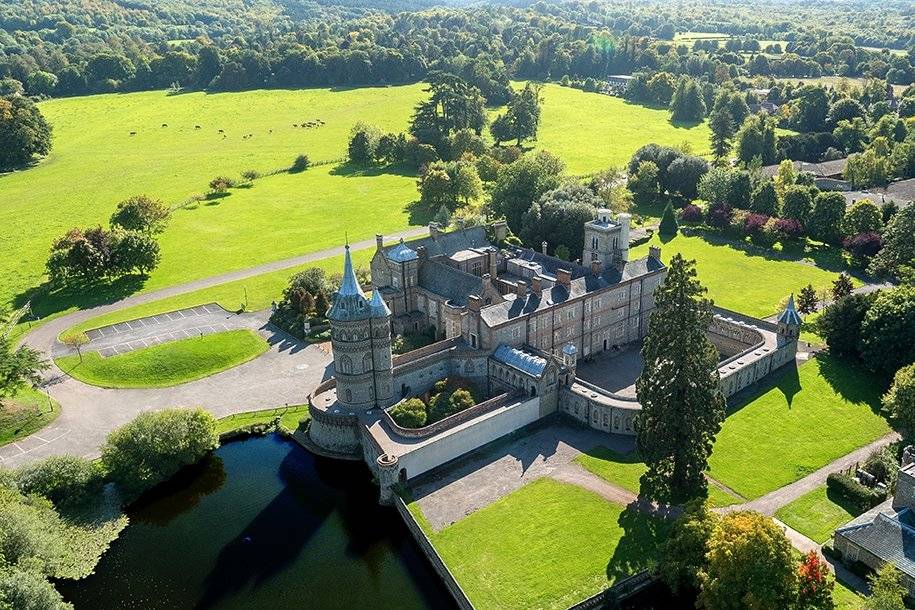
[{"left": 306, "top": 211, "right": 802, "bottom": 503}]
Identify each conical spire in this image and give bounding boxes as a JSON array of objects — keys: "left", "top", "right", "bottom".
[
  {"left": 327, "top": 244, "right": 370, "bottom": 321},
  {"left": 777, "top": 293, "right": 803, "bottom": 326},
  {"left": 369, "top": 286, "right": 391, "bottom": 318},
  {"left": 338, "top": 244, "right": 365, "bottom": 298}
]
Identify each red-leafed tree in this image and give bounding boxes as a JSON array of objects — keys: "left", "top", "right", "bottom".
[{"left": 797, "top": 551, "right": 834, "bottom": 610}]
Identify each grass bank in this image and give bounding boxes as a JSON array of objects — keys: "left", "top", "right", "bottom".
[
  {"left": 0, "top": 385, "right": 61, "bottom": 446},
  {"left": 56, "top": 330, "right": 269, "bottom": 389}
]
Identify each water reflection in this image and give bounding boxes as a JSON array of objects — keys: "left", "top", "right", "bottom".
[{"left": 59, "top": 434, "right": 454, "bottom": 610}]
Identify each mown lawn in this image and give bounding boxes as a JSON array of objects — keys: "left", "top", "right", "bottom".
[
  {"left": 1, "top": 85, "right": 424, "bottom": 316},
  {"left": 412, "top": 478, "right": 669, "bottom": 610},
  {"left": 630, "top": 233, "right": 858, "bottom": 318},
  {"left": 775, "top": 485, "right": 862, "bottom": 544},
  {"left": 56, "top": 329, "right": 269, "bottom": 388},
  {"left": 215, "top": 405, "right": 310, "bottom": 436},
  {"left": 708, "top": 355, "right": 891, "bottom": 500},
  {"left": 575, "top": 446, "right": 741, "bottom": 507},
  {"left": 0, "top": 385, "right": 61, "bottom": 446}
]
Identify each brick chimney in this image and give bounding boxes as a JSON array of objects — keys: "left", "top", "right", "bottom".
[
  {"left": 416, "top": 245, "right": 427, "bottom": 260},
  {"left": 429, "top": 223, "right": 443, "bottom": 239},
  {"left": 375, "top": 234, "right": 383, "bottom": 250},
  {"left": 515, "top": 280, "right": 527, "bottom": 297},
  {"left": 468, "top": 294, "right": 482, "bottom": 312},
  {"left": 556, "top": 269, "right": 571, "bottom": 290},
  {"left": 531, "top": 275, "right": 542, "bottom": 296},
  {"left": 591, "top": 260, "right": 602, "bottom": 276}
]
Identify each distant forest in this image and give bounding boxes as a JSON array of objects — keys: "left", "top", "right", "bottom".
[{"left": 0, "top": 0, "right": 913, "bottom": 98}]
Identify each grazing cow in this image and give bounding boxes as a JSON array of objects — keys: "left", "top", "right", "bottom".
[
  {"left": 161, "top": 123, "right": 168, "bottom": 127},
  {"left": 195, "top": 125, "right": 201, "bottom": 129},
  {"left": 293, "top": 124, "right": 298, "bottom": 127},
  {"left": 129, "top": 131, "right": 137, "bottom": 136},
  {"left": 218, "top": 129, "right": 224, "bottom": 133}
]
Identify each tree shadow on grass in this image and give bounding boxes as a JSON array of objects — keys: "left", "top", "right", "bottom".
[
  {"left": 13, "top": 274, "right": 149, "bottom": 326},
  {"left": 816, "top": 353, "right": 886, "bottom": 415},
  {"left": 405, "top": 199, "right": 436, "bottom": 226},
  {"left": 330, "top": 161, "right": 417, "bottom": 179},
  {"left": 606, "top": 505, "right": 670, "bottom": 583}
]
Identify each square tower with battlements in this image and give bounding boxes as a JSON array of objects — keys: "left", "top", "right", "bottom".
[{"left": 582, "top": 209, "right": 630, "bottom": 268}]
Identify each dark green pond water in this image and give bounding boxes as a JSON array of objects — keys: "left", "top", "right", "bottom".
[{"left": 58, "top": 434, "right": 454, "bottom": 610}]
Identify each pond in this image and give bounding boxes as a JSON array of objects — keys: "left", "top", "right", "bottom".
[{"left": 59, "top": 434, "right": 455, "bottom": 610}]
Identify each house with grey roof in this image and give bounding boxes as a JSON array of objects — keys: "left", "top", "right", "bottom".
[
  {"left": 762, "top": 158, "right": 851, "bottom": 191},
  {"left": 834, "top": 460, "right": 915, "bottom": 599},
  {"left": 842, "top": 178, "right": 915, "bottom": 209}
]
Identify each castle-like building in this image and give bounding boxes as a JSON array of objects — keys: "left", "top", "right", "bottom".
[{"left": 306, "top": 211, "right": 802, "bottom": 503}]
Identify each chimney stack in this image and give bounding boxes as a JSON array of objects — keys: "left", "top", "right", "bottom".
[
  {"left": 556, "top": 269, "right": 572, "bottom": 290},
  {"left": 618, "top": 213, "right": 631, "bottom": 262},
  {"left": 429, "top": 223, "right": 443, "bottom": 239},
  {"left": 515, "top": 280, "right": 527, "bottom": 297},
  {"left": 468, "top": 294, "right": 482, "bottom": 312},
  {"left": 375, "top": 234, "right": 384, "bottom": 250},
  {"left": 649, "top": 246, "right": 661, "bottom": 261},
  {"left": 531, "top": 275, "right": 543, "bottom": 296},
  {"left": 591, "top": 260, "right": 602, "bottom": 276},
  {"left": 542, "top": 241, "right": 548, "bottom": 255}
]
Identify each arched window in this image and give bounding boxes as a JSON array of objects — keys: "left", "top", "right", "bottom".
[
  {"left": 344, "top": 389, "right": 352, "bottom": 402},
  {"left": 340, "top": 355, "right": 353, "bottom": 374},
  {"left": 362, "top": 353, "right": 373, "bottom": 372}
]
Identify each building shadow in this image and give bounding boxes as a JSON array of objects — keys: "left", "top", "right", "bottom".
[
  {"left": 129, "top": 455, "right": 227, "bottom": 527},
  {"left": 817, "top": 353, "right": 886, "bottom": 415}
]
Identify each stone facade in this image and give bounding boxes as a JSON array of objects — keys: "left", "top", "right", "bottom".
[{"left": 306, "top": 213, "right": 802, "bottom": 503}]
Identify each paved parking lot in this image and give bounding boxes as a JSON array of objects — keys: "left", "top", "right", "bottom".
[{"left": 55, "top": 304, "right": 269, "bottom": 358}]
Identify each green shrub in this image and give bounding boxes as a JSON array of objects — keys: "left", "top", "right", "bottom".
[
  {"left": 390, "top": 399, "right": 427, "bottom": 428},
  {"left": 659, "top": 202, "right": 679, "bottom": 235},
  {"left": 0, "top": 565, "right": 72, "bottom": 610},
  {"left": 290, "top": 154, "right": 310, "bottom": 173},
  {"left": 15, "top": 456, "right": 103, "bottom": 509},
  {"left": 100, "top": 408, "right": 219, "bottom": 497},
  {"left": 826, "top": 471, "right": 886, "bottom": 512}
]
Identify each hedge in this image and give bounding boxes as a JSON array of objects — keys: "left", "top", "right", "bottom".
[{"left": 826, "top": 471, "right": 887, "bottom": 513}]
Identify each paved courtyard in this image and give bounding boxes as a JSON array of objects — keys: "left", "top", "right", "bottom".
[
  {"left": 574, "top": 343, "right": 643, "bottom": 398},
  {"left": 410, "top": 420, "right": 635, "bottom": 531}
]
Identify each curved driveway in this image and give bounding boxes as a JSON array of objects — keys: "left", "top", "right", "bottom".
[{"left": 3, "top": 228, "right": 426, "bottom": 468}]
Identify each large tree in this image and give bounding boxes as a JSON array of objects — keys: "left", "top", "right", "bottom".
[
  {"left": 670, "top": 77, "right": 706, "bottom": 123},
  {"left": 870, "top": 206, "right": 915, "bottom": 278},
  {"left": 636, "top": 254, "right": 726, "bottom": 504},
  {"left": 490, "top": 83, "right": 541, "bottom": 146},
  {"left": 699, "top": 511, "right": 798, "bottom": 610},
  {"left": 708, "top": 108, "right": 735, "bottom": 163},
  {"left": 490, "top": 151, "right": 564, "bottom": 234},
  {"left": 520, "top": 182, "right": 600, "bottom": 256},
  {"left": 859, "top": 287, "right": 915, "bottom": 377},
  {"left": 0, "top": 335, "right": 48, "bottom": 404},
  {"left": 410, "top": 72, "right": 486, "bottom": 154},
  {"left": 0, "top": 95, "right": 52, "bottom": 170}
]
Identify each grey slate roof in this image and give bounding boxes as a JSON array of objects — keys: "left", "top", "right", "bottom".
[
  {"left": 762, "top": 158, "right": 848, "bottom": 179},
  {"left": 385, "top": 226, "right": 490, "bottom": 261},
  {"left": 836, "top": 507, "right": 915, "bottom": 579},
  {"left": 327, "top": 245, "right": 371, "bottom": 321},
  {"left": 493, "top": 345, "right": 547, "bottom": 378},
  {"left": 417, "top": 260, "right": 483, "bottom": 307},
  {"left": 842, "top": 178, "right": 915, "bottom": 209},
  {"left": 369, "top": 288, "right": 391, "bottom": 318},
  {"left": 480, "top": 253, "right": 665, "bottom": 327},
  {"left": 777, "top": 294, "right": 802, "bottom": 327}
]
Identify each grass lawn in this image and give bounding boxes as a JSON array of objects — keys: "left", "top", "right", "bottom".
[
  {"left": 528, "top": 83, "right": 711, "bottom": 174},
  {"left": 215, "top": 404, "right": 310, "bottom": 436},
  {"left": 56, "top": 329, "right": 269, "bottom": 388},
  {"left": 630, "top": 233, "right": 858, "bottom": 318},
  {"left": 0, "top": 386, "right": 61, "bottom": 446},
  {"left": 775, "top": 485, "right": 862, "bottom": 544},
  {"left": 833, "top": 578, "right": 867, "bottom": 610},
  {"left": 708, "top": 355, "right": 891, "bottom": 500},
  {"left": 411, "top": 478, "right": 669, "bottom": 610},
  {"left": 575, "top": 446, "right": 741, "bottom": 507}
]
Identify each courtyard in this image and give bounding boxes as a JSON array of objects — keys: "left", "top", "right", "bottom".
[{"left": 575, "top": 344, "right": 643, "bottom": 398}]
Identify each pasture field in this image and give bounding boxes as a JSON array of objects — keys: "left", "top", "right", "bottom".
[
  {"left": 410, "top": 477, "right": 668, "bottom": 610},
  {"left": 630, "top": 233, "right": 858, "bottom": 318},
  {"left": 2, "top": 83, "right": 718, "bottom": 328},
  {"left": 708, "top": 355, "right": 891, "bottom": 500},
  {"left": 55, "top": 329, "right": 269, "bottom": 388}
]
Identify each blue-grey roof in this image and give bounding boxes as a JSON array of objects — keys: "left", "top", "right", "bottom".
[
  {"left": 418, "top": 260, "right": 484, "bottom": 306},
  {"left": 493, "top": 345, "right": 547, "bottom": 378},
  {"left": 369, "top": 288, "right": 391, "bottom": 318},
  {"left": 386, "top": 238, "right": 418, "bottom": 263},
  {"left": 836, "top": 507, "right": 915, "bottom": 579},
  {"left": 327, "top": 245, "right": 370, "bottom": 321},
  {"left": 385, "top": 226, "right": 489, "bottom": 261},
  {"left": 562, "top": 343, "right": 578, "bottom": 356},
  {"left": 777, "top": 294, "right": 802, "bottom": 327}
]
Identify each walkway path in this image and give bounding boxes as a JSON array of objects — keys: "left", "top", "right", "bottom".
[
  {"left": 4, "top": 227, "right": 430, "bottom": 468},
  {"left": 722, "top": 431, "right": 900, "bottom": 516}
]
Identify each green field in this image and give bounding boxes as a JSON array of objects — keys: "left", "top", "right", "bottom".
[
  {"left": 631, "top": 233, "right": 857, "bottom": 318},
  {"left": 575, "top": 446, "right": 742, "bottom": 507},
  {"left": 708, "top": 356, "right": 891, "bottom": 500},
  {"left": 0, "top": 385, "right": 60, "bottom": 446},
  {"left": 2, "top": 82, "right": 717, "bottom": 330},
  {"left": 411, "top": 478, "right": 668, "bottom": 610},
  {"left": 56, "top": 329, "right": 269, "bottom": 388},
  {"left": 775, "top": 485, "right": 861, "bottom": 544}
]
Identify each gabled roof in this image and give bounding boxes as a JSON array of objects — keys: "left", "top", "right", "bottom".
[
  {"left": 493, "top": 345, "right": 547, "bottom": 378},
  {"left": 418, "top": 260, "right": 483, "bottom": 307},
  {"left": 385, "top": 226, "right": 490, "bottom": 261},
  {"left": 836, "top": 507, "right": 915, "bottom": 579}
]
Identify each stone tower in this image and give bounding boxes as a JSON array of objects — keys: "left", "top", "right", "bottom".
[
  {"left": 776, "top": 293, "right": 802, "bottom": 345},
  {"left": 327, "top": 244, "right": 394, "bottom": 410},
  {"left": 582, "top": 209, "right": 630, "bottom": 267}
]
